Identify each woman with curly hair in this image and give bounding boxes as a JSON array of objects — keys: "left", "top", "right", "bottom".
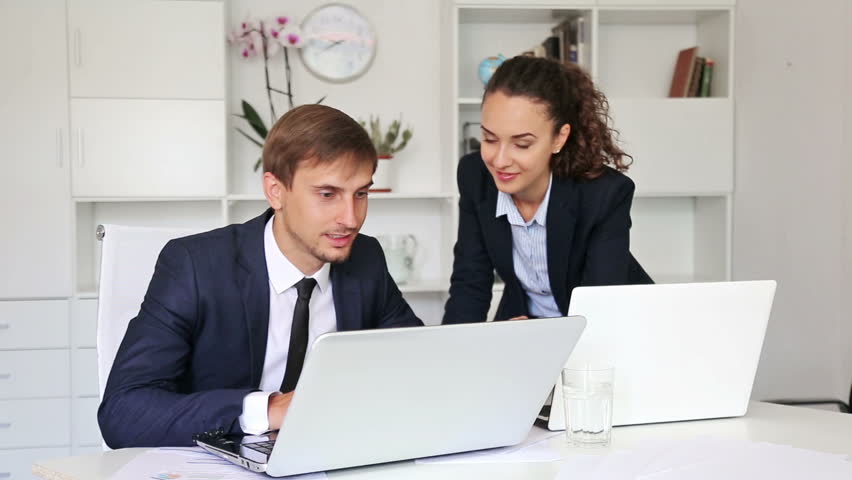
[{"left": 443, "top": 55, "right": 652, "bottom": 324}]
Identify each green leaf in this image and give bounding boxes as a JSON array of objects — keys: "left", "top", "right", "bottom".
[
  {"left": 235, "top": 128, "right": 264, "bottom": 148},
  {"left": 253, "top": 157, "right": 263, "bottom": 172},
  {"left": 241, "top": 100, "right": 268, "bottom": 140},
  {"left": 315, "top": 95, "right": 327, "bottom": 104}
]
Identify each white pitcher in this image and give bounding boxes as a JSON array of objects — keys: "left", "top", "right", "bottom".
[{"left": 377, "top": 234, "right": 417, "bottom": 285}]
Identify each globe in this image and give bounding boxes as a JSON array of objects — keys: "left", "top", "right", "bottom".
[{"left": 478, "top": 54, "right": 506, "bottom": 86}]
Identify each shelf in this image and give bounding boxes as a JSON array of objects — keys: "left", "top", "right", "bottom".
[
  {"left": 74, "top": 291, "right": 98, "bottom": 299},
  {"left": 458, "top": 97, "right": 482, "bottom": 105},
  {"left": 398, "top": 281, "right": 448, "bottom": 294},
  {"left": 226, "top": 192, "right": 456, "bottom": 202},
  {"left": 651, "top": 274, "right": 727, "bottom": 284},
  {"left": 597, "top": 8, "right": 729, "bottom": 26},
  {"left": 398, "top": 281, "right": 505, "bottom": 294},
  {"left": 73, "top": 197, "right": 222, "bottom": 203},
  {"left": 459, "top": 7, "right": 587, "bottom": 25},
  {"left": 634, "top": 191, "right": 730, "bottom": 198}
]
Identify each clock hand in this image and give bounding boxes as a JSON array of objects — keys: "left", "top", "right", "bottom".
[{"left": 321, "top": 39, "right": 345, "bottom": 52}]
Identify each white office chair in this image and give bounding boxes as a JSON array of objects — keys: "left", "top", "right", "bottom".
[
  {"left": 95, "top": 223, "right": 200, "bottom": 400},
  {"left": 95, "top": 224, "right": 199, "bottom": 449}
]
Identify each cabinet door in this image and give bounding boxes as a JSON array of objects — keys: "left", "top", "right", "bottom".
[
  {"left": 0, "top": 351, "right": 71, "bottom": 399},
  {"left": 0, "top": 448, "right": 70, "bottom": 480},
  {"left": 70, "top": 99, "right": 226, "bottom": 197},
  {"left": 0, "top": 1, "right": 71, "bottom": 298},
  {"left": 72, "top": 397, "right": 102, "bottom": 447},
  {"left": 68, "top": 0, "right": 225, "bottom": 99},
  {"left": 609, "top": 98, "right": 733, "bottom": 195},
  {"left": 0, "top": 399, "right": 71, "bottom": 448},
  {"left": 0, "top": 300, "right": 69, "bottom": 350}
]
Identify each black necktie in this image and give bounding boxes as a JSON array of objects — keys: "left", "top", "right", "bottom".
[{"left": 280, "top": 277, "right": 317, "bottom": 393}]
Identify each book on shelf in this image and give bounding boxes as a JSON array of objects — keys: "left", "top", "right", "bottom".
[
  {"left": 669, "top": 47, "right": 716, "bottom": 98},
  {"left": 551, "top": 15, "right": 587, "bottom": 67},
  {"left": 541, "top": 36, "right": 560, "bottom": 60},
  {"left": 668, "top": 46, "right": 698, "bottom": 97},
  {"left": 687, "top": 56, "right": 705, "bottom": 97},
  {"left": 521, "top": 43, "right": 547, "bottom": 58},
  {"left": 699, "top": 58, "right": 714, "bottom": 97}
]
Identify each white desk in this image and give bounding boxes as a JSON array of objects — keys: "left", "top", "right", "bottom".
[{"left": 32, "top": 402, "right": 852, "bottom": 480}]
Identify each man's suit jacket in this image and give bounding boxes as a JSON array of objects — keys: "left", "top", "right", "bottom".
[
  {"left": 443, "top": 153, "right": 652, "bottom": 324},
  {"left": 98, "top": 209, "right": 422, "bottom": 448}
]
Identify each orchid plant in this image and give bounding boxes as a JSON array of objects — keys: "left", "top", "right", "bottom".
[{"left": 228, "top": 15, "right": 324, "bottom": 171}]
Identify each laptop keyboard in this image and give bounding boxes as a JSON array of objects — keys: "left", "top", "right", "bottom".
[{"left": 243, "top": 440, "right": 275, "bottom": 455}]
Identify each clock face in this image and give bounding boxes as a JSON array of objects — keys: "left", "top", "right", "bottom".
[{"left": 300, "top": 4, "right": 377, "bottom": 82}]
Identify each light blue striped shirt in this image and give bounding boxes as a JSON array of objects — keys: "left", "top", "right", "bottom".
[{"left": 495, "top": 176, "right": 562, "bottom": 318}]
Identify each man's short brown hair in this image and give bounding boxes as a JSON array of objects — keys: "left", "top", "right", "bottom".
[{"left": 262, "top": 104, "right": 377, "bottom": 188}]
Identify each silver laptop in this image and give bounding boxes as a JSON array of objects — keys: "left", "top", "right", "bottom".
[
  {"left": 543, "top": 280, "right": 776, "bottom": 430},
  {"left": 196, "top": 316, "right": 586, "bottom": 477}
]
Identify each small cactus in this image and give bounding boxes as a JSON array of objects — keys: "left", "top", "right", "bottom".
[{"left": 359, "top": 115, "right": 414, "bottom": 157}]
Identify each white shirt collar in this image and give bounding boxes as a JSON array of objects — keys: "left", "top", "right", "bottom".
[
  {"left": 264, "top": 215, "right": 331, "bottom": 294},
  {"left": 495, "top": 174, "right": 553, "bottom": 227}
]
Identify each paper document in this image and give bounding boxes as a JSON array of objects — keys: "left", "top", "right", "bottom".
[
  {"left": 109, "top": 447, "right": 327, "bottom": 480},
  {"left": 556, "top": 437, "right": 852, "bottom": 480},
  {"left": 416, "top": 426, "right": 565, "bottom": 464}
]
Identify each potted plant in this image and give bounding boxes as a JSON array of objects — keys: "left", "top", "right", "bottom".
[
  {"left": 227, "top": 15, "right": 325, "bottom": 172},
  {"left": 359, "top": 115, "right": 413, "bottom": 192}
]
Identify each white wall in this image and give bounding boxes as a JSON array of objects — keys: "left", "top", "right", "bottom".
[
  {"left": 226, "top": 0, "right": 446, "bottom": 195},
  {"left": 735, "top": 0, "right": 852, "bottom": 401}
]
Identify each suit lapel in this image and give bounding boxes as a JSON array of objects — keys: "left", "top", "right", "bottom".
[
  {"left": 546, "top": 178, "right": 579, "bottom": 314},
  {"left": 236, "top": 209, "right": 273, "bottom": 388},
  {"left": 477, "top": 184, "right": 515, "bottom": 288},
  {"left": 331, "top": 262, "right": 362, "bottom": 331}
]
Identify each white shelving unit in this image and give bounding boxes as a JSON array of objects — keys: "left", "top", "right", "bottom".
[
  {"left": 452, "top": 0, "right": 735, "bottom": 284},
  {"left": 0, "top": 1, "right": 736, "bottom": 471}
]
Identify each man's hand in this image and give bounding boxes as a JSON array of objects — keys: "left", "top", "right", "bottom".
[
  {"left": 267, "top": 392, "right": 294, "bottom": 431},
  {"left": 509, "top": 315, "right": 529, "bottom": 321}
]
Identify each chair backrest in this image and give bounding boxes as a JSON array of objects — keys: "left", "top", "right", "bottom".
[{"left": 95, "top": 224, "right": 200, "bottom": 402}]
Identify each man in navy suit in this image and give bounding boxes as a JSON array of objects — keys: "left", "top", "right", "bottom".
[{"left": 99, "top": 105, "right": 423, "bottom": 448}]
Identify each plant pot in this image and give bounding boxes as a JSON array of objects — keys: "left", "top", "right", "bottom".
[{"left": 370, "top": 155, "right": 394, "bottom": 192}]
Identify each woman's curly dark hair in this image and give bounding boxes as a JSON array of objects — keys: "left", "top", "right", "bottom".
[{"left": 484, "top": 55, "right": 632, "bottom": 180}]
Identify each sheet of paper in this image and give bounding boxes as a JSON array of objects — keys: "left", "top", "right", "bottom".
[
  {"left": 109, "top": 447, "right": 327, "bottom": 480},
  {"left": 415, "top": 426, "right": 565, "bottom": 465},
  {"left": 554, "top": 437, "right": 852, "bottom": 480}
]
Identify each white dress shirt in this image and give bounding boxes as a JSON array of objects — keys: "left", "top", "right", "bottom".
[
  {"left": 239, "top": 215, "right": 338, "bottom": 434},
  {"left": 495, "top": 175, "right": 562, "bottom": 318}
]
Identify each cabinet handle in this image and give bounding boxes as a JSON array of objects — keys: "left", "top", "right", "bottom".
[
  {"left": 77, "top": 128, "right": 85, "bottom": 168},
  {"left": 74, "top": 28, "right": 82, "bottom": 66},
  {"left": 0, "top": 374, "right": 9, "bottom": 380},
  {"left": 56, "top": 128, "right": 64, "bottom": 168},
  {"left": 0, "top": 423, "right": 10, "bottom": 429},
  {"left": 0, "top": 323, "right": 8, "bottom": 330},
  {"left": 0, "top": 472, "right": 10, "bottom": 479}
]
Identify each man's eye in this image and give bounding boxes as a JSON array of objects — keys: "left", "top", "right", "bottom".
[
  {"left": 355, "top": 191, "right": 369, "bottom": 199},
  {"left": 319, "top": 191, "right": 335, "bottom": 199}
]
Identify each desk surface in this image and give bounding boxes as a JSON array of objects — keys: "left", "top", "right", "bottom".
[{"left": 32, "top": 402, "right": 852, "bottom": 480}]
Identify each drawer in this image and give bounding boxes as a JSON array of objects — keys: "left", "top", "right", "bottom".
[
  {"left": 0, "top": 447, "right": 69, "bottom": 480},
  {"left": 0, "top": 399, "right": 70, "bottom": 448},
  {"left": 72, "top": 397, "right": 102, "bottom": 447},
  {"left": 0, "top": 301, "right": 69, "bottom": 350},
  {"left": 72, "top": 349, "right": 98, "bottom": 397},
  {"left": 0, "top": 350, "right": 70, "bottom": 399},
  {"left": 71, "top": 299, "right": 97, "bottom": 348}
]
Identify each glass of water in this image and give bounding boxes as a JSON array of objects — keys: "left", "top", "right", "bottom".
[{"left": 561, "top": 364, "right": 614, "bottom": 447}]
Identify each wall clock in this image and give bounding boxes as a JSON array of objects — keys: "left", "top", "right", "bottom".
[{"left": 300, "top": 3, "right": 377, "bottom": 83}]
